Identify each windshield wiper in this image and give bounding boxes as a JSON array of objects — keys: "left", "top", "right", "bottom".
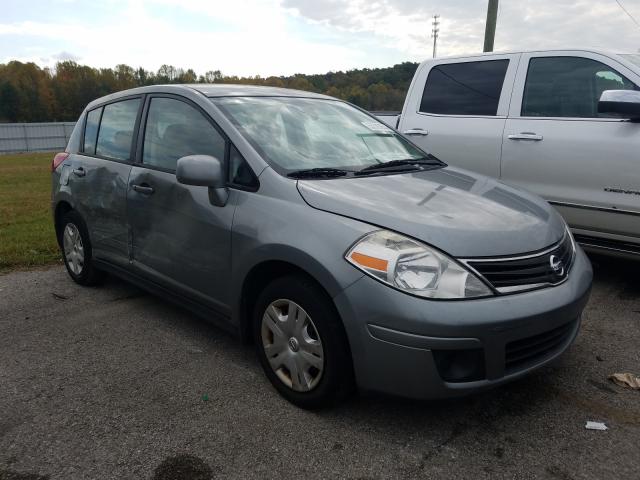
[
  {"left": 287, "top": 167, "right": 351, "bottom": 179},
  {"left": 356, "top": 157, "right": 444, "bottom": 174}
]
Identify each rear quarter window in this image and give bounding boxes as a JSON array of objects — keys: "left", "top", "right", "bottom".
[
  {"left": 65, "top": 113, "right": 84, "bottom": 153},
  {"left": 419, "top": 59, "right": 509, "bottom": 116},
  {"left": 83, "top": 107, "right": 102, "bottom": 155}
]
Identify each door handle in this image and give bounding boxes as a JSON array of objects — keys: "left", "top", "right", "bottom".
[
  {"left": 72, "top": 167, "right": 86, "bottom": 177},
  {"left": 132, "top": 184, "right": 155, "bottom": 195},
  {"left": 507, "top": 132, "right": 543, "bottom": 141},
  {"left": 403, "top": 128, "right": 429, "bottom": 136}
]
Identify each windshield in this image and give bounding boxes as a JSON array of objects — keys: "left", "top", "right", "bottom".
[
  {"left": 211, "top": 96, "right": 427, "bottom": 174},
  {"left": 622, "top": 54, "right": 640, "bottom": 69}
]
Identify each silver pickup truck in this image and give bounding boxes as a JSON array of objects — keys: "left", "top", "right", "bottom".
[{"left": 377, "top": 48, "right": 640, "bottom": 258}]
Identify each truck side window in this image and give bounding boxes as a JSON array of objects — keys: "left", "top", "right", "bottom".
[
  {"left": 142, "top": 97, "right": 225, "bottom": 172},
  {"left": 419, "top": 60, "right": 509, "bottom": 116},
  {"left": 522, "top": 57, "right": 638, "bottom": 118}
]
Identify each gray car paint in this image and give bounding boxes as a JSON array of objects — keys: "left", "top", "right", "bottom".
[
  {"left": 67, "top": 155, "right": 133, "bottom": 267},
  {"left": 335, "top": 248, "right": 592, "bottom": 399},
  {"left": 127, "top": 166, "right": 237, "bottom": 314},
  {"left": 297, "top": 167, "right": 566, "bottom": 257},
  {"left": 52, "top": 84, "right": 593, "bottom": 400}
]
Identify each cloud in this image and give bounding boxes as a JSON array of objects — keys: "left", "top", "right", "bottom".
[
  {"left": 283, "top": 0, "right": 640, "bottom": 57},
  {"left": 0, "top": 1, "right": 368, "bottom": 76},
  {"left": 0, "top": 12, "right": 360, "bottom": 76},
  {"left": 52, "top": 51, "right": 80, "bottom": 62},
  {"left": 1, "top": 0, "right": 640, "bottom": 76}
]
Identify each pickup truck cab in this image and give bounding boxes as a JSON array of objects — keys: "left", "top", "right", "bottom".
[{"left": 383, "top": 49, "right": 640, "bottom": 257}]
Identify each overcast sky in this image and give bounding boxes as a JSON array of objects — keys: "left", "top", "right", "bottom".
[{"left": 2, "top": 0, "right": 640, "bottom": 76}]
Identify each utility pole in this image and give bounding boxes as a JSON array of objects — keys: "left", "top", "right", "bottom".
[
  {"left": 431, "top": 14, "right": 440, "bottom": 58},
  {"left": 483, "top": 0, "right": 499, "bottom": 52}
]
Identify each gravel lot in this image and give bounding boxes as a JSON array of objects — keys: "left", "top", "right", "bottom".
[{"left": 1, "top": 254, "right": 639, "bottom": 479}]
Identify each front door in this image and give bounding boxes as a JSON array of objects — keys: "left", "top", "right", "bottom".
[
  {"left": 500, "top": 51, "right": 640, "bottom": 242},
  {"left": 127, "top": 95, "right": 234, "bottom": 312}
]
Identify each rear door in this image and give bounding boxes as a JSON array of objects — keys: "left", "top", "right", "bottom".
[
  {"left": 500, "top": 51, "right": 640, "bottom": 243},
  {"left": 127, "top": 94, "right": 235, "bottom": 312},
  {"left": 70, "top": 96, "right": 142, "bottom": 266},
  {"left": 398, "top": 54, "right": 519, "bottom": 178}
]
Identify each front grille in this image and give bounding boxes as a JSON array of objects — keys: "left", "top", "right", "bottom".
[
  {"left": 466, "top": 234, "right": 574, "bottom": 293},
  {"left": 505, "top": 320, "right": 577, "bottom": 373}
]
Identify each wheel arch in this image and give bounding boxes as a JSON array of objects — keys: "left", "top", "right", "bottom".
[
  {"left": 54, "top": 200, "right": 74, "bottom": 246},
  {"left": 236, "top": 257, "right": 347, "bottom": 345}
]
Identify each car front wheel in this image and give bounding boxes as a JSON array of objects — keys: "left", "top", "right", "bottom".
[{"left": 253, "top": 275, "right": 354, "bottom": 409}]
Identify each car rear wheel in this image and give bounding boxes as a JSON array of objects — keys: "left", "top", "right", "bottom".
[
  {"left": 253, "top": 275, "right": 354, "bottom": 409},
  {"left": 60, "top": 211, "right": 105, "bottom": 286}
]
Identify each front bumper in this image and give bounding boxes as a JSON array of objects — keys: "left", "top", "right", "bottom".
[{"left": 334, "top": 246, "right": 593, "bottom": 399}]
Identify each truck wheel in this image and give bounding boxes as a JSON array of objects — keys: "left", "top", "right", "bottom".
[{"left": 253, "top": 274, "right": 354, "bottom": 409}]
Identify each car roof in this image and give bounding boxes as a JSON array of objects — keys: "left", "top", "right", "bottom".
[
  {"left": 189, "top": 84, "right": 332, "bottom": 99},
  {"left": 85, "top": 84, "right": 334, "bottom": 110}
]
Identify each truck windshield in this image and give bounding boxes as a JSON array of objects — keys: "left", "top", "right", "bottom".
[{"left": 211, "top": 96, "right": 427, "bottom": 175}]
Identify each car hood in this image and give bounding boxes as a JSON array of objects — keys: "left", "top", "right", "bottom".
[{"left": 296, "top": 167, "right": 566, "bottom": 258}]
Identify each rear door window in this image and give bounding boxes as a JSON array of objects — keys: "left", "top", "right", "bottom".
[
  {"left": 419, "top": 60, "right": 509, "bottom": 116},
  {"left": 83, "top": 107, "right": 102, "bottom": 155},
  {"left": 521, "top": 56, "right": 638, "bottom": 118},
  {"left": 95, "top": 98, "right": 141, "bottom": 161},
  {"left": 142, "top": 97, "right": 226, "bottom": 172}
]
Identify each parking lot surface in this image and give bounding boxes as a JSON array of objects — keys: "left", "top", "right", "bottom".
[{"left": 1, "top": 255, "right": 639, "bottom": 479}]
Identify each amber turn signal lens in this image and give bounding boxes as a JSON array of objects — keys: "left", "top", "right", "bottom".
[{"left": 349, "top": 252, "right": 388, "bottom": 272}]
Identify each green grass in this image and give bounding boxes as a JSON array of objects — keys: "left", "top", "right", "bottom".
[{"left": 0, "top": 152, "right": 62, "bottom": 272}]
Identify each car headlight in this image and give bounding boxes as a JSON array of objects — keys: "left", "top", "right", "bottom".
[
  {"left": 565, "top": 224, "right": 576, "bottom": 252},
  {"left": 345, "top": 230, "right": 493, "bottom": 299}
]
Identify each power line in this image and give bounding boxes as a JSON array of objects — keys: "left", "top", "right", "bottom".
[
  {"left": 614, "top": 0, "right": 640, "bottom": 30},
  {"left": 431, "top": 15, "right": 440, "bottom": 58}
]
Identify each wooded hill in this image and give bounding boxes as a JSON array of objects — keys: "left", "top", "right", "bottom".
[{"left": 0, "top": 60, "right": 418, "bottom": 122}]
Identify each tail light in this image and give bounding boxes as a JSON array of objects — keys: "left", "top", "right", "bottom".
[{"left": 52, "top": 152, "right": 69, "bottom": 172}]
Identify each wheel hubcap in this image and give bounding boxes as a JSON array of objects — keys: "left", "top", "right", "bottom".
[
  {"left": 261, "top": 299, "right": 324, "bottom": 392},
  {"left": 288, "top": 337, "right": 300, "bottom": 352},
  {"left": 63, "top": 223, "right": 84, "bottom": 275}
]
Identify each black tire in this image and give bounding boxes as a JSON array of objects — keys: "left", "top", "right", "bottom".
[
  {"left": 59, "top": 210, "right": 105, "bottom": 286},
  {"left": 253, "top": 274, "right": 354, "bottom": 409}
]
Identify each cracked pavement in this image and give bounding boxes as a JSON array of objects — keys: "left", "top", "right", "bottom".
[{"left": 0, "top": 254, "right": 639, "bottom": 479}]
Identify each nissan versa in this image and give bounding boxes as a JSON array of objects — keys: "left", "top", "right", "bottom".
[{"left": 51, "top": 85, "right": 593, "bottom": 409}]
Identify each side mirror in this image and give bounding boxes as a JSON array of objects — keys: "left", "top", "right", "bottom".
[
  {"left": 598, "top": 90, "right": 640, "bottom": 120},
  {"left": 176, "top": 155, "right": 229, "bottom": 207}
]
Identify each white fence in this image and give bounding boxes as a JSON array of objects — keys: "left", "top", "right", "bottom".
[{"left": 0, "top": 122, "right": 76, "bottom": 154}]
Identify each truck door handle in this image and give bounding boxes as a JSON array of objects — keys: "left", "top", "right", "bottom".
[
  {"left": 403, "top": 128, "right": 429, "bottom": 136},
  {"left": 507, "top": 132, "right": 543, "bottom": 141},
  {"left": 72, "top": 167, "right": 86, "bottom": 177},
  {"left": 132, "top": 184, "right": 155, "bottom": 195}
]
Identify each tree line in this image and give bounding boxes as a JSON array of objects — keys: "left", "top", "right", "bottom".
[{"left": 0, "top": 60, "right": 418, "bottom": 123}]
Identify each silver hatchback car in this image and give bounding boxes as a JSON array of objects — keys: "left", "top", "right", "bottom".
[{"left": 52, "top": 85, "right": 593, "bottom": 408}]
